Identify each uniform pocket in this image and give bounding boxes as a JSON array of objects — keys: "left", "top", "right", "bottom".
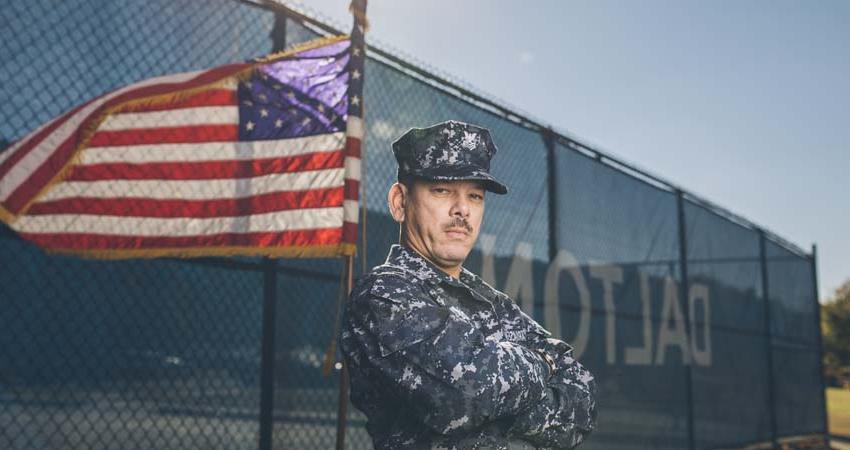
[
  {"left": 377, "top": 304, "right": 449, "bottom": 357},
  {"left": 366, "top": 275, "right": 451, "bottom": 357}
]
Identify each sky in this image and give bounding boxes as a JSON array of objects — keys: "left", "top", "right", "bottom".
[{"left": 289, "top": 0, "right": 849, "bottom": 301}]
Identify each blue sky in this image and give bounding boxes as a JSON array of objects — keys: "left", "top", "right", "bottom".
[{"left": 292, "top": 0, "right": 849, "bottom": 301}]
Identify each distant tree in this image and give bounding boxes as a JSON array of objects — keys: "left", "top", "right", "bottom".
[{"left": 822, "top": 279, "right": 850, "bottom": 386}]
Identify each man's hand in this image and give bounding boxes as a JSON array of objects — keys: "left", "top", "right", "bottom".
[{"left": 538, "top": 338, "right": 574, "bottom": 364}]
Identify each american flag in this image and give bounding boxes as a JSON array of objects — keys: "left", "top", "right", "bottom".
[{"left": 0, "top": 33, "right": 364, "bottom": 259}]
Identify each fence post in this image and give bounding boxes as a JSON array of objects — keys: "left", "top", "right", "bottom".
[
  {"left": 811, "top": 244, "right": 831, "bottom": 447},
  {"left": 259, "top": 257, "right": 278, "bottom": 450},
  {"left": 759, "top": 230, "right": 779, "bottom": 450},
  {"left": 675, "top": 190, "right": 695, "bottom": 450},
  {"left": 257, "top": 14, "right": 287, "bottom": 450},
  {"left": 542, "top": 128, "right": 557, "bottom": 261}
]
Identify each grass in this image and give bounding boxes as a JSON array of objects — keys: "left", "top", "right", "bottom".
[{"left": 829, "top": 387, "right": 850, "bottom": 438}]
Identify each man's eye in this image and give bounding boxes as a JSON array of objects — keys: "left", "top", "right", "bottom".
[
  {"left": 432, "top": 188, "right": 449, "bottom": 194},
  {"left": 471, "top": 193, "right": 484, "bottom": 200}
]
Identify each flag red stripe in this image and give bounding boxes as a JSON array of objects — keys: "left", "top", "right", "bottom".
[
  {"left": 115, "top": 89, "right": 237, "bottom": 113},
  {"left": 344, "top": 136, "right": 361, "bottom": 158},
  {"left": 19, "top": 228, "right": 342, "bottom": 250},
  {"left": 26, "top": 187, "right": 344, "bottom": 218},
  {"left": 89, "top": 125, "right": 239, "bottom": 147},
  {"left": 66, "top": 151, "right": 344, "bottom": 181},
  {"left": 342, "top": 221, "right": 358, "bottom": 245},
  {"left": 0, "top": 64, "right": 248, "bottom": 181},
  {"left": 344, "top": 179, "right": 359, "bottom": 200}
]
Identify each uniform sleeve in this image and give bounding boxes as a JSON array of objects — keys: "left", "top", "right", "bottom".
[
  {"left": 343, "top": 274, "right": 553, "bottom": 436},
  {"left": 508, "top": 340, "right": 597, "bottom": 449},
  {"left": 498, "top": 295, "right": 598, "bottom": 448}
]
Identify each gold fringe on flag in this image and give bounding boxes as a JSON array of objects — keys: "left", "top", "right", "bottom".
[{"left": 45, "top": 243, "right": 357, "bottom": 260}]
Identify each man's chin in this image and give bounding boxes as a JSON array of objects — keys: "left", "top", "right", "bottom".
[{"left": 435, "top": 245, "right": 472, "bottom": 265}]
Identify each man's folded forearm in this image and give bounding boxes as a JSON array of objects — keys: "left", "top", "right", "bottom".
[
  {"left": 506, "top": 340, "right": 597, "bottom": 449},
  {"left": 508, "top": 380, "right": 596, "bottom": 449}
]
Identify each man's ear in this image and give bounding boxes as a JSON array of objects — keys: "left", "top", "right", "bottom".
[{"left": 387, "top": 182, "right": 407, "bottom": 223}]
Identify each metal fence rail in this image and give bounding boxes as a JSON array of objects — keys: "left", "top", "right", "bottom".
[{"left": 0, "top": 1, "right": 826, "bottom": 449}]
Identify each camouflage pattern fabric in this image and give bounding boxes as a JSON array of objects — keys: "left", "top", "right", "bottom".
[{"left": 340, "top": 244, "right": 597, "bottom": 449}]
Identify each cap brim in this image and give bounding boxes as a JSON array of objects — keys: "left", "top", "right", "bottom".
[{"left": 409, "top": 166, "right": 508, "bottom": 195}]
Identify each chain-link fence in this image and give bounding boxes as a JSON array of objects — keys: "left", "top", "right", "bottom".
[{"left": 0, "top": 1, "right": 826, "bottom": 449}]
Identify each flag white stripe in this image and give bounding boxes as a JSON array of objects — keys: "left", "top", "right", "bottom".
[
  {"left": 346, "top": 116, "right": 364, "bottom": 139},
  {"left": 344, "top": 156, "right": 361, "bottom": 181},
  {"left": 14, "top": 206, "right": 343, "bottom": 236},
  {"left": 0, "top": 70, "right": 206, "bottom": 201},
  {"left": 343, "top": 199, "right": 359, "bottom": 223},
  {"left": 98, "top": 106, "right": 239, "bottom": 131},
  {"left": 78, "top": 132, "right": 346, "bottom": 165},
  {"left": 39, "top": 168, "right": 344, "bottom": 202}
]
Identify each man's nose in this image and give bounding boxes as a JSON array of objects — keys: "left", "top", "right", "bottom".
[{"left": 450, "top": 194, "right": 470, "bottom": 217}]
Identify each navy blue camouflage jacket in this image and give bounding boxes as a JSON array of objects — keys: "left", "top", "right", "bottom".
[{"left": 340, "top": 244, "right": 597, "bottom": 449}]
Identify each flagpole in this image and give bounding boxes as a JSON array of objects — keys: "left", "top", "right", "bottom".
[
  {"left": 336, "top": 0, "right": 369, "bottom": 450},
  {"left": 336, "top": 2, "right": 367, "bottom": 449},
  {"left": 335, "top": 253, "right": 355, "bottom": 450}
]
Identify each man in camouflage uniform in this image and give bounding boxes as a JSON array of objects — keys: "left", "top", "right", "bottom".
[{"left": 340, "top": 120, "right": 597, "bottom": 449}]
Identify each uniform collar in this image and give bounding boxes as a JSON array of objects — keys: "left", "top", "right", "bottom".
[
  {"left": 386, "top": 244, "right": 497, "bottom": 306},
  {"left": 459, "top": 266, "right": 484, "bottom": 289},
  {"left": 386, "top": 244, "right": 471, "bottom": 289}
]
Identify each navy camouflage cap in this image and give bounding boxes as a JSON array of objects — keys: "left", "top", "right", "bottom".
[{"left": 391, "top": 120, "right": 508, "bottom": 195}]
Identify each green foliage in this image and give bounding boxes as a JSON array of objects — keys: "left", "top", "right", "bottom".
[{"left": 822, "top": 279, "right": 850, "bottom": 386}]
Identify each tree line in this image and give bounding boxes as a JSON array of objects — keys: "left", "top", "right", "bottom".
[{"left": 823, "top": 279, "right": 850, "bottom": 387}]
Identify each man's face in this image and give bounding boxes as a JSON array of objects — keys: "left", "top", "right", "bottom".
[{"left": 401, "top": 179, "right": 486, "bottom": 271}]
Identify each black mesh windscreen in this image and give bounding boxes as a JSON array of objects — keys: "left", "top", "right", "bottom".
[
  {"left": 684, "top": 200, "right": 772, "bottom": 449},
  {"left": 765, "top": 239, "right": 825, "bottom": 439},
  {"left": 0, "top": 223, "right": 264, "bottom": 449},
  {"left": 553, "top": 144, "right": 687, "bottom": 450}
]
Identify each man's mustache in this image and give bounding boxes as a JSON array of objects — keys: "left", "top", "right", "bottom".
[{"left": 445, "top": 218, "right": 473, "bottom": 233}]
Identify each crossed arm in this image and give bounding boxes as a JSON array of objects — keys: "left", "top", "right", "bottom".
[{"left": 343, "top": 276, "right": 597, "bottom": 448}]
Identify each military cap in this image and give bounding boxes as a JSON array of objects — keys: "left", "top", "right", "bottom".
[{"left": 391, "top": 120, "right": 508, "bottom": 195}]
